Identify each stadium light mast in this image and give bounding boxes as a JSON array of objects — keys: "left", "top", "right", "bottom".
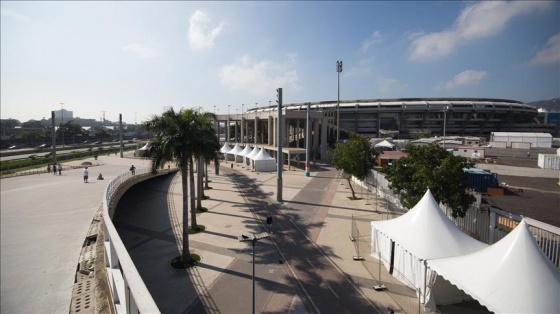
[
  {"left": 60, "top": 103, "right": 65, "bottom": 148},
  {"left": 336, "top": 60, "right": 343, "bottom": 144},
  {"left": 443, "top": 105, "right": 449, "bottom": 149}
]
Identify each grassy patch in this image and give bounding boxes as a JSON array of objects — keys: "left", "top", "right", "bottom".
[
  {"left": 170, "top": 254, "right": 200, "bottom": 269},
  {"left": 188, "top": 224, "right": 206, "bottom": 234},
  {"left": 196, "top": 207, "right": 208, "bottom": 213}
]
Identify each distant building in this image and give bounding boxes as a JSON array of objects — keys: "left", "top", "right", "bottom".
[{"left": 53, "top": 109, "right": 73, "bottom": 124}]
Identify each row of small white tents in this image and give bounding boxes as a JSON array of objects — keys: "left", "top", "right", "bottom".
[
  {"left": 220, "top": 142, "right": 277, "bottom": 172},
  {"left": 371, "top": 190, "right": 560, "bottom": 313}
]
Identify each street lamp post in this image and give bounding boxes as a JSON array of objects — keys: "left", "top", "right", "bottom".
[
  {"left": 60, "top": 103, "right": 65, "bottom": 148},
  {"left": 443, "top": 106, "right": 449, "bottom": 149},
  {"left": 336, "top": 60, "right": 343, "bottom": 144},
  {"left": 238, "top": 232, "right": 270, "bottom": 314}
]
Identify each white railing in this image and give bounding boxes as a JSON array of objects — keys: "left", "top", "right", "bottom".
[
  {"left": 102, "top": 168, "right": 161, "bottom": 314},
  {"left": 359, "top": 170, "right": 560, "bottom": 268}
]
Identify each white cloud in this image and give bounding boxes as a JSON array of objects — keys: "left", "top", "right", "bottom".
[
  {"left": 188, "top": 10, "right": 226, "bottom": 50},
  {"left": 345, "top": 58, "right": 374, "bottom": 77},
  {"left": 375, "top": 78, "right": 407, "bottom": 93},
  {"left": 1, "top": 7, "right": 30, "bottom": 22},
  {"left": 360, "top": 31, "right": 382, "bottom": 53},
  {"left": 409, "top": 1, "right": 552, "bottom": 61},
  {"left": 529, "top": 33, "right": 560, "bottom": 65},
  {"left": 435, "top": 70, "right": 487, "bottom": 91},
  {"left": 122, "top": 43, "right": 160, "bottom": 58},
  {"left": 220, "top": 54, "right": 300, "bottom": 97}
]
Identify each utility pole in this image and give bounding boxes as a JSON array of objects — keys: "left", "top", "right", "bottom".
[
  {"left": 336, "top": 60, "right": 343, "bottom": 144},
  {"left": 60, "top": 103, "right": 65, "bottom": 148},
  {"left": 276, "top": 88, "right": 283, "bottom": 202}
]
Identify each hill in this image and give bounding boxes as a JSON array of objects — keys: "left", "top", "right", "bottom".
[{"left": 527, "top": 98, "right": 560, "bottom": 111}]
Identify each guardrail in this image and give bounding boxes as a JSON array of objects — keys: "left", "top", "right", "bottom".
[{"left": 102, "top": 168, "right": 163, "bottom": 313}]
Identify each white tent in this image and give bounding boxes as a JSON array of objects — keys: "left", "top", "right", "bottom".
[
  {"left": 225, "top": 143, "right": 242, "bottom": 161},
  {"left": 236, "top": 144, "right": 252, "bottom": 163},
  {"left": 220, "top": 142, "right": 232, "bottom": 154},
  {"left": 245, "top": 146, "right": 260, "bottom": 167},
  {"left": 253, "top": 149, "right": 276, "bottom": 172},
  {"left": 238, "top": 145, "right": 253, "bottom": 165},
  {"left": 374, "top": 139, "right": 395, "bottom": 150},
  {"left": 135, "top": 141, "right": 151, "bottom": 157},
  {"left": 371, "top": 190, "right": 487, "bottom": 309},
  {"left": 427, "top": 220, "right": 560, "bottom": 313}
]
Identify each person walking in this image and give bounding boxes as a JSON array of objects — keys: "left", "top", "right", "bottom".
[
  {"left": 57, "top": 164, "right": 62, "bottom": 175},
  {"left": 83, "top": 167, "right": 89, "bottom": 183},
  {"left": 47, "top": 165, "right": 51, "bottom": 174},
  {"left": 53, "top": 164, "right": 57, "bottom": 175},
  {"left": 266, "top": 214, "right": 273, "bottom": 234},
  {"left": 130, "top": 165, "right": 136, "bottom": 175}
]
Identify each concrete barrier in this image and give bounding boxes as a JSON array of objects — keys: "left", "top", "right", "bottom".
[{"left": 102, "top": 168, "right": 177, "bottom": 313}]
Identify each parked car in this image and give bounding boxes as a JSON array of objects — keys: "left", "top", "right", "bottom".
[
  {"left": 83, "top": 140, "right": 89, "bottom": 144},
  {"left": 8, "top": 145, "right": 17, "bottom": 150},
  {"left": 93, "top": 141, "right": 101, "bottom": 144},
  {"left": 39, "top": 143, "right": 50, "bottom": 148}
]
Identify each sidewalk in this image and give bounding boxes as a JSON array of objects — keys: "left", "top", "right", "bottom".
[{"left": 162, "top": 161, "right": 411, "bottom": 313}]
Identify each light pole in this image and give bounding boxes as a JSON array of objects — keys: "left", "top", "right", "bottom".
[
  {"left": 60, "top": 103, "right": 65, "bottom": 148},
  {"left": 442, "top": 106, "right": 449, "bottom": 149},
  {"left": 238, "top": 232, "right": 270, "bottom": 314},
  {"left": 336, "top": 60, "right": 343, "bottom": 144}
]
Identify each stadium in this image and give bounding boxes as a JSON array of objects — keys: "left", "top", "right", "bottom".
[
  {"left": 247, "top": 97, "right": 556, "bottom": 139},
  {"left": 215, "top": 97, "right": 557, "bottom": 160}
]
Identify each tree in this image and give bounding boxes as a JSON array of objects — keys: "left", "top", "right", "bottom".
[
  {"left": 383, "top": 144, "right": 475, "bottom": 218},
  {"left": 191, "top": 111, "right": 220, "bottom": 213},
  {"left": 328, "top": 133, "right": 377, "bottom": 199},
  {"left": 144, "top": 107, "right": 199, "bottom": 262}
]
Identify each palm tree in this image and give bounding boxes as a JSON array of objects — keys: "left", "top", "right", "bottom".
[
  {"left": 191, "top": 111, "right": 220, "bottom": 213},
  {"left": 144, "top": 107, "right": 198, "bottom": 262}
]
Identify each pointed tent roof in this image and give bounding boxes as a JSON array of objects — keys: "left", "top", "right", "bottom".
[
  {"left": 374, "top": 139, "right": 395, "bottom": 148},
  {"left": 253, "top": 148, "right": 275, "bottom": 161},
  {"left": 371, "top": 189, "right": 487, "bottom": 259},
  {"left": 238, "top": 144, "right": 252, "bottom": 157},
  {"left": 228, "top": 143, "right": 243, "bottom": 156},
  {"left": 220, "top": 142, "right": 232, "bottom": 154},
  {"left": 427, "top": 220, "right": 560, "bottom": 313},
  {"left": 246, "top": 146, "right": 260, "bottom": 160}
]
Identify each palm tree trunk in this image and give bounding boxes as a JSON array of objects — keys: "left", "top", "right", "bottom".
[
  {"left": 196, "top": 157, "right": 203, "bottom": 209},
  {"left": 181, "top": 166, "right": 191, "bottom": 260},
  {"left": 189, "top": 157, "right": 197, "bottom": 229},
  {"left": 204, "top": 160, "right": 209, "bottom": 189}
]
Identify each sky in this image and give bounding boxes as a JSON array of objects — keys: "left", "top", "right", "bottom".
[{"left": 1, "top": 1, "right": 559, "bottom": 124}]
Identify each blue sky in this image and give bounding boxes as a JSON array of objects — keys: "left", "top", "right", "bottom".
[{"left": 1, "top": 1, "right": 559, "bottom": 124}]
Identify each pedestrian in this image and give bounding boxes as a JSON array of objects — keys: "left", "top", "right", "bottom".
[
  {"left": 387, "top": 307, "right": 394, "bottom": 314},
  {"left": 130, "top": 165, "right": 136, "bottom": 175},
  {"left": 83, "top": 167, "right": 89, "bottom": 183},
  {"left": 527, "top": 151, "right": 531, "bottom": 158},
  {"left": 57, "top": 164, "right": 62, "bottom": 175},
  {"left": 53, "top": 164, "right": 57, "bottom": 175},
  {"left": 47, "top": 165, "right": 51, "bottom": 174},
  {"left": 266, "top": 214, "right": 273, "bottom": 233},
  {"left": 97, "top": 173, "right": 104, "bottom": 180}
]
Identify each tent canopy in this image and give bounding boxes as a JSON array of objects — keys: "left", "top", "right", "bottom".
[
  {"left": 374, "top": 140, "right": 395, "bottom": 149},
  {"left": 220, "top": 142, "right": 232, "bottom": 154},
  {"left": 372, "top": 190, "right": 487, "bottom": 259},
  {"left": 427, "top": 220, "right": 560, "bottom": 313}
]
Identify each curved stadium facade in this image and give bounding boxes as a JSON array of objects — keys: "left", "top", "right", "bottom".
[{"left": 250, "top": 98, "right": 556, "bottom": 139}]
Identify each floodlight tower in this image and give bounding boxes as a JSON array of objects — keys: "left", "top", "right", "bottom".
[{"left": 336, "top": 60, "right": 343, "bottom": 144}]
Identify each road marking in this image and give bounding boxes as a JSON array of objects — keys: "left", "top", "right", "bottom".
[{"left": 327, "top": 284, "right": 339, "bottom": 299}]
